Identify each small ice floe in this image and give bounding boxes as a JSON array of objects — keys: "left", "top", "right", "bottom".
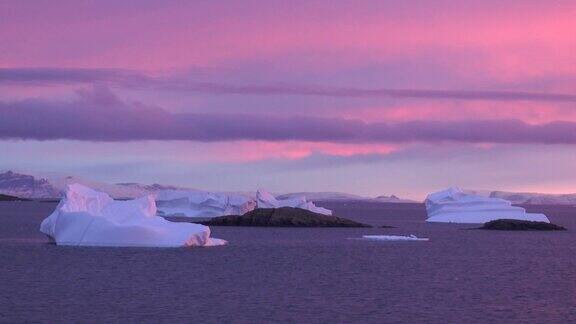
[{"left": 360, "top": 234, "right": 429, "bottom": 241}]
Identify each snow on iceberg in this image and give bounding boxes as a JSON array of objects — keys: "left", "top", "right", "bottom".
[
  {"left": 256, "top": 189, "right": 332, "bottom": 215},
  {"left": 425, "top": 187, "right": 550, "bottom": 224},
  {"left": 155, "top": 190, "right": 256, "bottom": 218},
  {"left": 40, "top": 184, "right": 226, "bottom": 247},
  {"left": 361, "top": 235, "right": 429, "bottom": 241}
]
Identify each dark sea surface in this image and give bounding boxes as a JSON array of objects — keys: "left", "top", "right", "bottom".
[{"left": 1, "top": 201, "right": 575, "bottom": 323}]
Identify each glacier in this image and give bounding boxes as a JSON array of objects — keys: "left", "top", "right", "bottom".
[
  {"left": 155, "top": 189, "right": 332, "bottom": 217},
  {"left": 40, "top": 184, "right": 226, "bottom": 247},
  {"left": 425, "top": 187, "right": 550, "bottom": 224}
]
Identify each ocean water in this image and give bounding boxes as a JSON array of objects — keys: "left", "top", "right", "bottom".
[{"left": 1, "top": 201, "right": 575, "bottom": 323}]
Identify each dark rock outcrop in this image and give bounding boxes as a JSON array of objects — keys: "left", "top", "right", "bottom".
[
  {"left": 197, "top": 207, "right": 372, "bottom": 227},
  {"left": 0, "top": 194, "right": 29, "bottom": 201},
  {"left": 479, "top": 219, "right": 566, "bottom": 231}
]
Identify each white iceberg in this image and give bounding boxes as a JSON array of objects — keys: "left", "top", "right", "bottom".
[
  {"left": 425, "top": 187, "right": 550, "bottom": 224},
  {"left": 155, "top": 190, "right": 256, "bottom": 218},
  {"left": 154, "top": 189, "right": 332, "bottom": 217},
  {"left": 40, "top": 184, "right": 226, "bottom": 247},
  {"left": 362, "top": 235, "right": 429, "bottom": 241},
  {"left": 256, "top": 190, "right": 332, "bottom": 215}
]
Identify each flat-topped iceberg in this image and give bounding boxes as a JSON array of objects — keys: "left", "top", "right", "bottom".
[
  {"left": 425, "top": 187, "right": 550, "bottom": 224},
  {"left": 155, "top": 189, "right": 332, "bottom": 217},
  {"left": 40, "top": 184, "right": 226, "bottom": 247}
]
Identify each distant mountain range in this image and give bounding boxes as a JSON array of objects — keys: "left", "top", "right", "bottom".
[
  {"left": 457, "top": 189, "right": 576, "bottom": 205},
  {"left": 0, "top": 171, "right": 416, "bottom": 203},
  {"left": 1, "top": 170, "right": 574, "bottom": 205},
  {"left": 488, "top": 191, "right": 576, "bottom": 205},
  {"left": 0, "top": 171, "right": 182, "bottom": 199},
  {"left": 0, "top": 171, "right": 60, "bottom": 199},
  {"left": 276, "top": 192, "right": 417, "bottom": 203}
]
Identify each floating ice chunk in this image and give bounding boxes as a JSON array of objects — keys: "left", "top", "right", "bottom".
[
  {"left": 204, "top": 237, "right": 230, "bottom": 246},
  {"left": 40, "top": 184, "right": 226, "bottom": 247},
  {"left": 425, "top": 187, "right": 550, "bottom": 224},
  {"left": 361, "top": 235, "right": 429, "bottom": 241}
]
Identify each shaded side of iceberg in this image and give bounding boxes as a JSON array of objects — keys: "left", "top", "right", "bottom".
[
  {"left": 40, "top": 184, "right": 226, "bottom": 247},
  {"left": 425, "top": 187, "right": 550, "bottom": 224}
]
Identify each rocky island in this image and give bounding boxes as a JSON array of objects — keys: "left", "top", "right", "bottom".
[
  {"left": 0, "top": 194, "right": 29, "bottom": 201},
  {"left": 197, "top": 207, "right": 372, "bottom": 227},
  {"left": 479, "top": 219, "right": 566, "bottom": 231}
]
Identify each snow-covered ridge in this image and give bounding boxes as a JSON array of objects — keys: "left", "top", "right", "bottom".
[
  {"left": 463, "top": 189, "right": 576, "bottom": 205},
  {"left": 275, "top": 192, "right": 416, "bottom": 203},
  {"left": 0, "top": 171, "right": 413, "bottom": 205},
  {"left": 4, "top": 170, "right": 573, "bottom": 206},
  {"left": 40, "top": 184, "right": 226, "bottom": 247},
  {"left": 276, "top": 192, "right": 369, "bottom": 201},
  {"left": 488, "top": 191, "right": 576, "bottom": 205},
  {"left": 0, "top": 171, "right": 193, "bottom": 199},
  {"left": 368, "top": 195, "right": 417, "bottom": 203},
  {"left": 425, "top": 187, "right": 550, "bottom": 224}
]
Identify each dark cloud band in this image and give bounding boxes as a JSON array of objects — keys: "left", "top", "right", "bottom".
[
  {"left": 1, "top": 67, "right": 575, "bottom": 103},
  {"left": 1, "top": 87, "right": 575, "bottom": 144}
]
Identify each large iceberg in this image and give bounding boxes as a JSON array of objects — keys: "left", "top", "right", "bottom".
[
  {"left": 155, "top": 189, "right": 332, "bottom": 217},
  {"left": 425, "top": 187, "right": 550, "bottom": 224},
  {"left": 40, "top": 184, "right": 226, "bottom": 247}
]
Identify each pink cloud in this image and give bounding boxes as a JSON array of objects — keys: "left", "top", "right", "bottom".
[
  {"left": 338, "top": 102, "right": 576, "bottom": 124},
  {"left": 1, "top": 1, "right": 573, "bottom": 82},
  {"left": 198, "top": 141, "right": 399, "bottom": 163},
  {"left": 1, "top": 1, "right": 575, "bottom": 197}
]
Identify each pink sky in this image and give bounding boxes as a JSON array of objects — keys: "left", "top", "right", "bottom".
[{"left": 0, "top": 0, "right": 575, "bottom": 198}]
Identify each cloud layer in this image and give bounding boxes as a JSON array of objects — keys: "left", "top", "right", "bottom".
[
  {"left": 1, "top": 87, "right": 575, "bottom": 144},
  {"left": 1, "top": 1, "right": 575, "bottom": 196},
  {"left": 1, "top": 68, "right": 575, "bottom": 103}
]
